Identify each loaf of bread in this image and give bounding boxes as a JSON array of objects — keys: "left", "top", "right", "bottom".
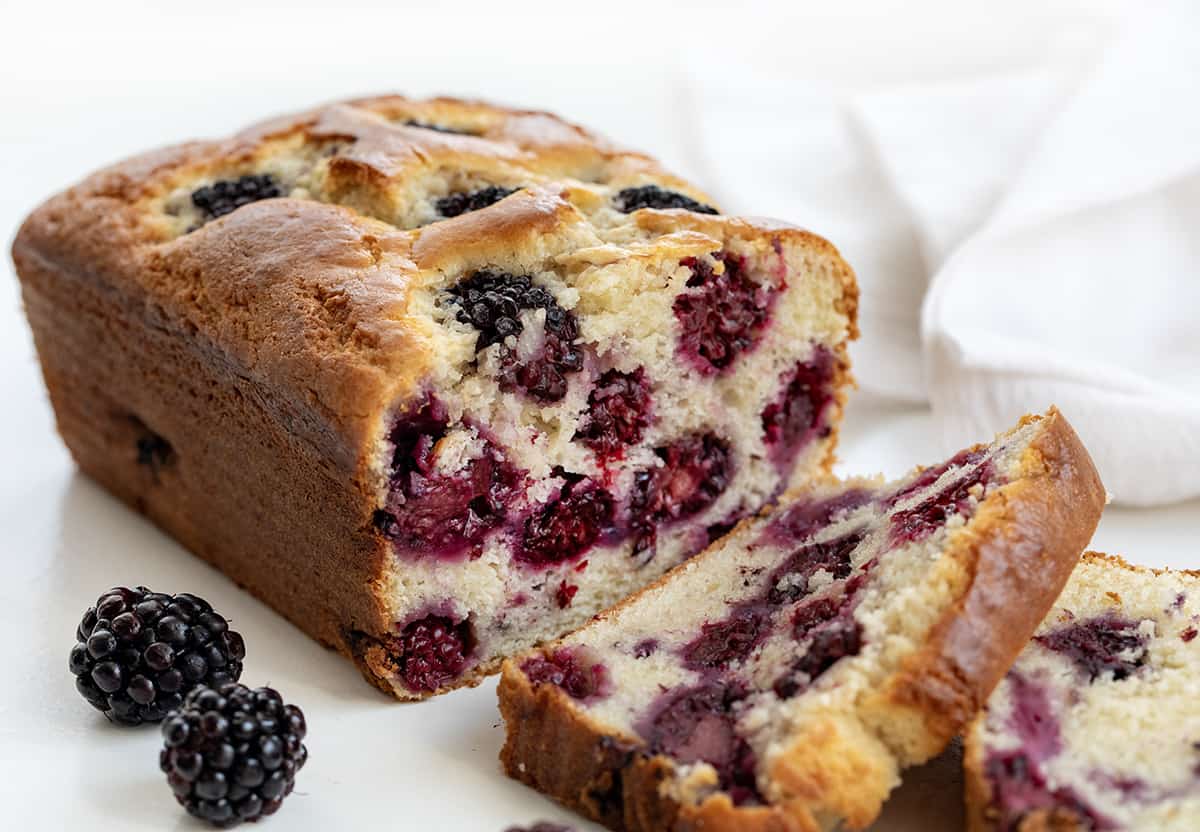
[
  {"left": 499, "top": 409, "right": 1103, "bottom": 830},
  {"left": 12, "top": 95, "right": 858, "bottom": 699},
  {"left": 966, "top": 552, "right": 1200, "bottom": 831}
]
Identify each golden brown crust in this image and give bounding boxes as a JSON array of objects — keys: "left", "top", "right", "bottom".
[
  {"left": 499, "top": 664, "right": 810, "bottom": 832},
  {"left": 12, "top": 232, "right": 393, "bottom": 664},
  {"left": 874, "top": 408, "right": 1105, "bottom": 756},
  {"left": 13, "top": 93, "right": 859, "bottom": 701},
  {"left": 499, "top": 410, "right": 1104, "bottom": 831}
]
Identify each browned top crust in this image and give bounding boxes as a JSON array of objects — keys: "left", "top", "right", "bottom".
[{"left": 12, "top": 94, "right": 857, "bottom": 467}]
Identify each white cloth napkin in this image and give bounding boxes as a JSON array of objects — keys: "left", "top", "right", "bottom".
[{"left": 683, "top": 0, "right": 1200, "bottom": 505}]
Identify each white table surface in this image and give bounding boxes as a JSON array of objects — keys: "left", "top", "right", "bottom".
[{"left": 3, "top": 1, "right": 1193, "bottom": 828}]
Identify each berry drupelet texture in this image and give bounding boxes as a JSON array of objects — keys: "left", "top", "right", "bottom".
[
  {"left": 161, "top": 683, "right": 307, "bottom": 827},
  {"left": 629, "top": 433, "right": 732, "bottom": 556},
  {"left": 447, "top": 270, "right": 584, "bottom": 402},
  {"left": 447, "top": 271, "right": 564, "bottom": 351},
  {"left": 191, "top": 175, "right": 282, "bottom": 221},
  {"left": 435, "top": 186, "right": 519, "bottom": 218},
  {"left": 392, "top": 614, "right": 475, "bottom": 693},
  {"left": 69, "top": 587, "right": 245, "bottom": 726},
  {"left": 573, "top": 368, "right": 653, "bottom": 456},
  {"left": 674, "top": 254, "right": 778, "bottom": 375},
  {"left": 517, "top": 474, "right": 616, "bottom": 567},
  {"left": 613, "top": 184, "right": 718, "bottom": 215},
  {"left": 521, "top": 649, "right": 607, "bottom": 701}
]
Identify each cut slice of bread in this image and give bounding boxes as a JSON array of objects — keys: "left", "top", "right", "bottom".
[
  {"left": 966, "top": 552, "right": 1200, "bottom": 832},
  {"left": 498, "top": 408, "right": 1104, "bottom": 831}
]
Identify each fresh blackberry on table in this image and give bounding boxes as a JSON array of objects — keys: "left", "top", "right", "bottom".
[
  {"left": 613, "top": 184, "right": 718, "bottom": 215},
  {"left": 191, "top": 174, "right": 282, "bottom": 220},
  {"left": 69, "top": 587, "right": 245, "bottom": 725},
  {"left": 161, "top": 683, "right": 307, "bottom": 827}
]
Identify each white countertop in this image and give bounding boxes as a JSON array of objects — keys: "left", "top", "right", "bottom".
[
  {"left": 2, "top": 378, "right": 1193, "bottom": 830},
  {"left": 2, "top": 1, "right": 1193, "bottom": 828}
]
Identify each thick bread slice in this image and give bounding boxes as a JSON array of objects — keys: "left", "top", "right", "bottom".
[
  {"left": 966, "top": 552, "right": 1200, "bottom": 832},
  {"left": 500, "top": 408, "right": 1103, "bottom": 831}
]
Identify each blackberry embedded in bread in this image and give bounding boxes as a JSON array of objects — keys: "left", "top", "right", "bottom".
[
  {"left": 499, "top": 409, "right": 1104, "bottom": 831},
  {"left": 966, "top": 553, "right": 1200, "bottom": 832},
  {"left": 12, "top": 95, "right": 858, "bottom": 699}
]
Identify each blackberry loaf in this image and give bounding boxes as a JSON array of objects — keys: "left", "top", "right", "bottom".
[
  {"left": 966, "top": 553, "right": 1200, "bottom": 831},
  {"left": 499, "top": 409, "right": 1104, "bottom": 831},
  {"left": 12, "top": 95, "right": 858, "bottom": 699}
]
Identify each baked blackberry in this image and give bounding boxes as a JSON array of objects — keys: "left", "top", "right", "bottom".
[
  {"left": 436, "top": 185, "right": 519, "bottom": 218},
  {"left": 629, "top": 433, "right": 732, "bottom": 556},
  {"left": 613, "top": 184, "right": 718, "bottom": 215},
  {"left": 503, "top": 824, "right": 575, "bottom": 832},
  {"left": 517, "top": 475, "right": 616, "bottom": 567},
  {"left": 191, "top": 175, "right": 281, "bottom": 221},
  {"left": 674, "top": 253, "right": 777, "bottom": 375},
  {"left": 573, "top": 368, "right": 652, "bottom": 456},
  {"left": 967, "top": 553, "right": 1200, "bottom": 831},
  {"left": 69, "top": 587, "right": 245, "bottom": 725},
  {"left": 392, "top": 614, "right": 475, "bottom": 693},
  {"left": 500, "top": 410, "right": 1104, "bottom": 832},
  {"left": 446, "top": 270, "right": 583, "bottom": 402},
  {"left": 160, "top": 683, "right": 308, "bottom": 827}
]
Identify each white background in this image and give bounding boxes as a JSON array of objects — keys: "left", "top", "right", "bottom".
[{"left": 2, "top": 1, "right": 1196, "bottom": 829}]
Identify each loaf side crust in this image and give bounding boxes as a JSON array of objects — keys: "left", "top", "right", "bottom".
[{"left": 13, "top": 94, "right": 860, "bottom": 700}]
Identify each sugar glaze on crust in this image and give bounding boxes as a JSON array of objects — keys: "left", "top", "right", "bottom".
[
  {"left": 499, "top": 409, "right": 1104, "bottom": 831},
  {"left": 13, "top": 95, "right": 858, "bottom": 699}
]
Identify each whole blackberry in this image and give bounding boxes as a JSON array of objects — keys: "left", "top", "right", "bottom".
[
  {"left": 69, "top": 587, "right": 245, "bottom": 725},
  {"left": 574, "top": 368, "right": 652, "bottom": 455},
  {"left": 161, "top": 683, "right": 307, "bottom": 827},
  {"left": 191, "top": 174, "right": 282, "bottom": 221},
  {"left": 446, "top": 270, "right": 583, "bottom": 402},
  {"left": 435, "top": 185, "right": 519, "bottom": 218},
  {"left": 447, "top": 270, "right": 557, "bottom": 350},
  {"left": 613, "top": 184, "right": 718, "bottom": 215}
]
